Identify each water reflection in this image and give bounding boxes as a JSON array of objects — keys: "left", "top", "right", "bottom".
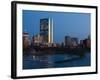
[
  {"left": 23, "top": 53, "right": 90, "bottom": 69},
  {"left": 32, "top": 55, "right": 54, "bottom": 67}
]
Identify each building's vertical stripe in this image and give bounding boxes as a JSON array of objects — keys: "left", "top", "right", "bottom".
[
  {"left": 51, "top": 18, "right": 53, "bottom": 43},
  {"left": 48, "top": 18, "right": 51, "bottom": 43}
]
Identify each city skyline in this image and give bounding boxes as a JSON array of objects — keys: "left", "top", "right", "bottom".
[{"left": 23, "top": 10, "right": 90, "bottom": 43}]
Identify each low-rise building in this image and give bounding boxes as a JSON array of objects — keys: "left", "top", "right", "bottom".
[{"left": 23, "top": 32, "right": 31, "bottom": 49}]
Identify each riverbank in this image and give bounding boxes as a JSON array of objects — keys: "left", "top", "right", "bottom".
[{"left": 23, "top": 46, "right": 90, "bottom": 57}]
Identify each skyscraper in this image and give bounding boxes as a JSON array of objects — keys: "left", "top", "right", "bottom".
[{"left": 40, "top": 18, "right": 53, "bottom": 43}]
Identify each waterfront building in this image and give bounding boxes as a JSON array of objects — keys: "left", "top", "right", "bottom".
[
  {"left": 87, "top": 35, "right": 91, "bottom": 48},
  {"left": 40, "top": 18, "right": 53, "bottom": 43},
  {"left": 83, "top": 39, "right": 91, "bottom": 48},
  {"left": 46, "top": 43, "right": 53, "bottom": 47},
  {"left": 34, "top": 34, "right": 44, "bottom": 44},
  {"left": 71, "top": 38, "right": 78, "bottom": 47},
  {"left": 23, "top": 32, "right": 31, "bottom": 49},
  {"left": 80, "top": 40, "right": 84, "bottom": 48},
  {"left": 86, "top": 39, "right": 91, "bottom": 48},
  {"left": 65, "top": 36, "right": 72, "bottom": 47},
  {"left": 65, "top": 36, "right": 78, "bottom": 48},
  {"left": 52, "top": 43, "right": 58, "bottom": 47}
]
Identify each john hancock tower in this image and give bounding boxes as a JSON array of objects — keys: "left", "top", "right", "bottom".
[{"left": 40, "top": 18, "right": 53, "bottom": 44}]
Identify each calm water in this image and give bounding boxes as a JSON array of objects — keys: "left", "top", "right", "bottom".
[{"left": 23, "top": 53, "right": 90, "bottom": 69}]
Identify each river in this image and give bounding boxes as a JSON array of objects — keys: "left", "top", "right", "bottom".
[{"left": 23, "top": 52, "right": 90, "bottom": 69}]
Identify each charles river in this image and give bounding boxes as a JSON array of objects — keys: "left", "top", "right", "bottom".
[{"left": 23, "top": 52, "right": 90, "bottom": 69}]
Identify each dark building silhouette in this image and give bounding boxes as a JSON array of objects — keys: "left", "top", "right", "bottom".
[{"left": 83, "top": 39, "right": 91, "bottom": 48}]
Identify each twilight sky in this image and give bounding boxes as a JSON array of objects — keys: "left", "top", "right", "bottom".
[{"left": 23, "top": 10, "right": 90, "bottom": 43}]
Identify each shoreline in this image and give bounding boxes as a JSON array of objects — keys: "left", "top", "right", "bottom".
[{"left": 23, "top": 46, "right": 90, "bottom": 57}]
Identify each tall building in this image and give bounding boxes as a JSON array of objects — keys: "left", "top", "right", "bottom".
[{"left": 40, "top": 18, "right": 53, "bottom": 43}]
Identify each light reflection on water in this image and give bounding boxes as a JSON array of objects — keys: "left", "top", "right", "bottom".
[{"left": 23, "top": 53, "right": 90, "bottom": 69}]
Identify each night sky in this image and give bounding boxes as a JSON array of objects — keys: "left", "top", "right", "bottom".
[{"left": 23, "top": 10, "right": 90, "bottom": 43}]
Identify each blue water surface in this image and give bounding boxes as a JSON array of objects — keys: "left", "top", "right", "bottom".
[{"left": 23, "top": 53, "right": 90, "bottom": 69}]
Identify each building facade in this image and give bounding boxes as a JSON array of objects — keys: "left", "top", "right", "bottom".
[
  {"left": 65, "top": 36, "right": 72, "bottom": 47},
  {"left": 40, "top": 18, "right": 53, "bottom": 43},
  {"left": 33, "top": 34, "right": 44, "bottom": 44},
  {"left": 71, "top": 38, "right": 78, "bottom": 47},
  {"left": 23, "top": 32, "right": 31, "bottom": 49},
  {"left": 65, "top": 36, "right": 78, "bottom": 48}
]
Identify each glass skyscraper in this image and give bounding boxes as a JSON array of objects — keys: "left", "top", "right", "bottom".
[{"left": 40, "top": 18, "right": 53, "bottom": 43}]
